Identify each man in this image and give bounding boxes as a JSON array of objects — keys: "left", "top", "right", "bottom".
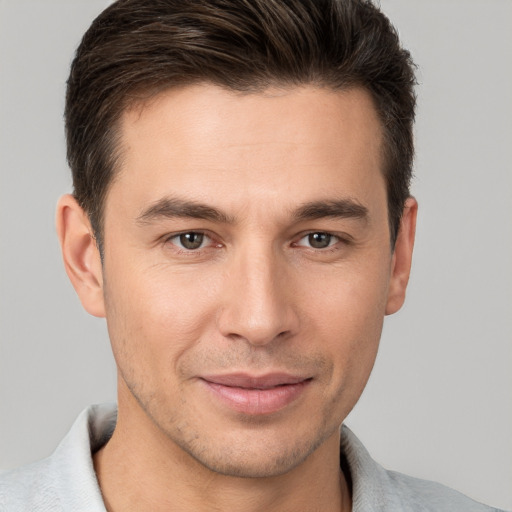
[{"left": 0, "top": 0, "right": 506, "bottom": 511}]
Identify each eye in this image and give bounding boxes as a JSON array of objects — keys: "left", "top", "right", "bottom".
[
  {"left": 168, "top": 232, "right": 210, "bottom": 250},
  {"left": 296, "top": 232, "right": 339, "bottom": 249}
]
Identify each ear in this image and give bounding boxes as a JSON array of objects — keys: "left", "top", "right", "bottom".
[
  {"left": 385, "top": 197, "right": 418, "bottom": 315},
  {"left": 56, "top": 194, "right": 105, "bottom": 317}
]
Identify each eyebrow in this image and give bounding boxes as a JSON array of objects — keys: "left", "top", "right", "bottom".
[
  {"left": 136, "top": 197, "right": 234, "bottom": 225},
  {"left": 293, "top": 199, "right": 369, "bottom": 222},
  {"left": 136, "top": 196, "right": 368, "bottom": 226}
]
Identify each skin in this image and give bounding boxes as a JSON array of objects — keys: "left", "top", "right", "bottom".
[{"left": 57, "top": 84, "right": 417, "bottom": 512}]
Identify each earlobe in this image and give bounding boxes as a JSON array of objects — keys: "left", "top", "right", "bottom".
[
  {"left": 385, "top": 197, "right": 418, "bottom": 315},
  {"left": 56, "top": 194, "right": 106, "bottom": 318}
]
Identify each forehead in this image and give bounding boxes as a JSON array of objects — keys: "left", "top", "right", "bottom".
[
  {"left": 122, "top": 84, "right": 382, "bottom": 155},
  {"left": 109, "top": 84, "right": 385, "bottom": 219}
]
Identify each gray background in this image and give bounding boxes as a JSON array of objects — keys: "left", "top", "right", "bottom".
[{"left": 1, "top": 0, "right": 511, "bottom": 509}]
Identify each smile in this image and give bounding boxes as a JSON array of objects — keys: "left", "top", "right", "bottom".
[{"left": 200, "top": 373, "right": 312, "bottom": 415}]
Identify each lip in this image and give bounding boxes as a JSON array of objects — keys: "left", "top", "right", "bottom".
[{"left": 200, "top": 373, "right": 311, "bottom": 415}]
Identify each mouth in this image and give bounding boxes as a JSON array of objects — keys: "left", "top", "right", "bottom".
[{"left": 200, "top": 373, "right": 312, "bottom": 415}]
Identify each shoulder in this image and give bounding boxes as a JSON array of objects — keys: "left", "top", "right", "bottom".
[
  {"left": 381, "top": 469, "right": 505, "bottom": 512},
  {"left": 340, "top": 425, "right": 506, "bottom": 512},
  {"left": 0, "top": 403, "right": 116, "bottom": 512},
  {"left": 0, "top": 457, "right": 61, "bottom": 511}
]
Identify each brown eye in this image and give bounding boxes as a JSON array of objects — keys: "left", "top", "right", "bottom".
[
  {"left": 175, "top": 232, "right": 206, "bottom": 250},
  {"left": 307, "top": 232, "right": 333, "bottom": 249}
]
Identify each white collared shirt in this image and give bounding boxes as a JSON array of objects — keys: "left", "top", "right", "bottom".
[{"left": 0, "top": 403, "right": 503, "bottom": 511}]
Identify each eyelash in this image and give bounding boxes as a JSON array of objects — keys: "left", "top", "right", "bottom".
[
  {"left": 163, "top": 230, "right": 351, "bottom": 255},
  {"left": 294, "top": 232, "right": 342, "bottom": 250},
  {"left": 164, "top": 231, "right": 219, "bottom": 254}
]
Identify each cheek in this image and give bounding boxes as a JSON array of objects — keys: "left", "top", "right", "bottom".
[
  {"left": 302, "top": 255, "right": 390, "bottom": 332},
  {"left": 102, "top": 260, "right": 222, "bottom": 383},
  {"left": 301, "top": 260, "right": 390, "bottom": 384}
]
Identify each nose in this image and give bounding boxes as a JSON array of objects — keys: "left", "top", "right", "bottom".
[{"left": 217, "top": 245, "right": 300, "bottom": 347}]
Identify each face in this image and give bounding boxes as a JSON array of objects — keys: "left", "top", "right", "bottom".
[{"left": 77, "top": 84, "right": 414, "bottom": 478}]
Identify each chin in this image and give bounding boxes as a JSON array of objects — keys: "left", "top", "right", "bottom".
[
  {"left": 173, "top": 425, "right": 335, "bottom": 479},
  {"left": 188, "top": 448, "right": 308, "bottom": 479}
]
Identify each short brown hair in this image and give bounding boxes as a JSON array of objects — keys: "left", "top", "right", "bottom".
[{"left": 65, "top": 0, "right": 416, "bottom": 249}]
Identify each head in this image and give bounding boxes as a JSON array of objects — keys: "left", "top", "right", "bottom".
[
  {"left": 65, "top": 0, "right": 416, "bottom": 253},
  {"left": 58, "top": 0, "right": 417, "bottom": 481}
]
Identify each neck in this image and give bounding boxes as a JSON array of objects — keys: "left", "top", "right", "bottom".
[{"left": 93, "top": 394, "right": 351, "bottom": 512}]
